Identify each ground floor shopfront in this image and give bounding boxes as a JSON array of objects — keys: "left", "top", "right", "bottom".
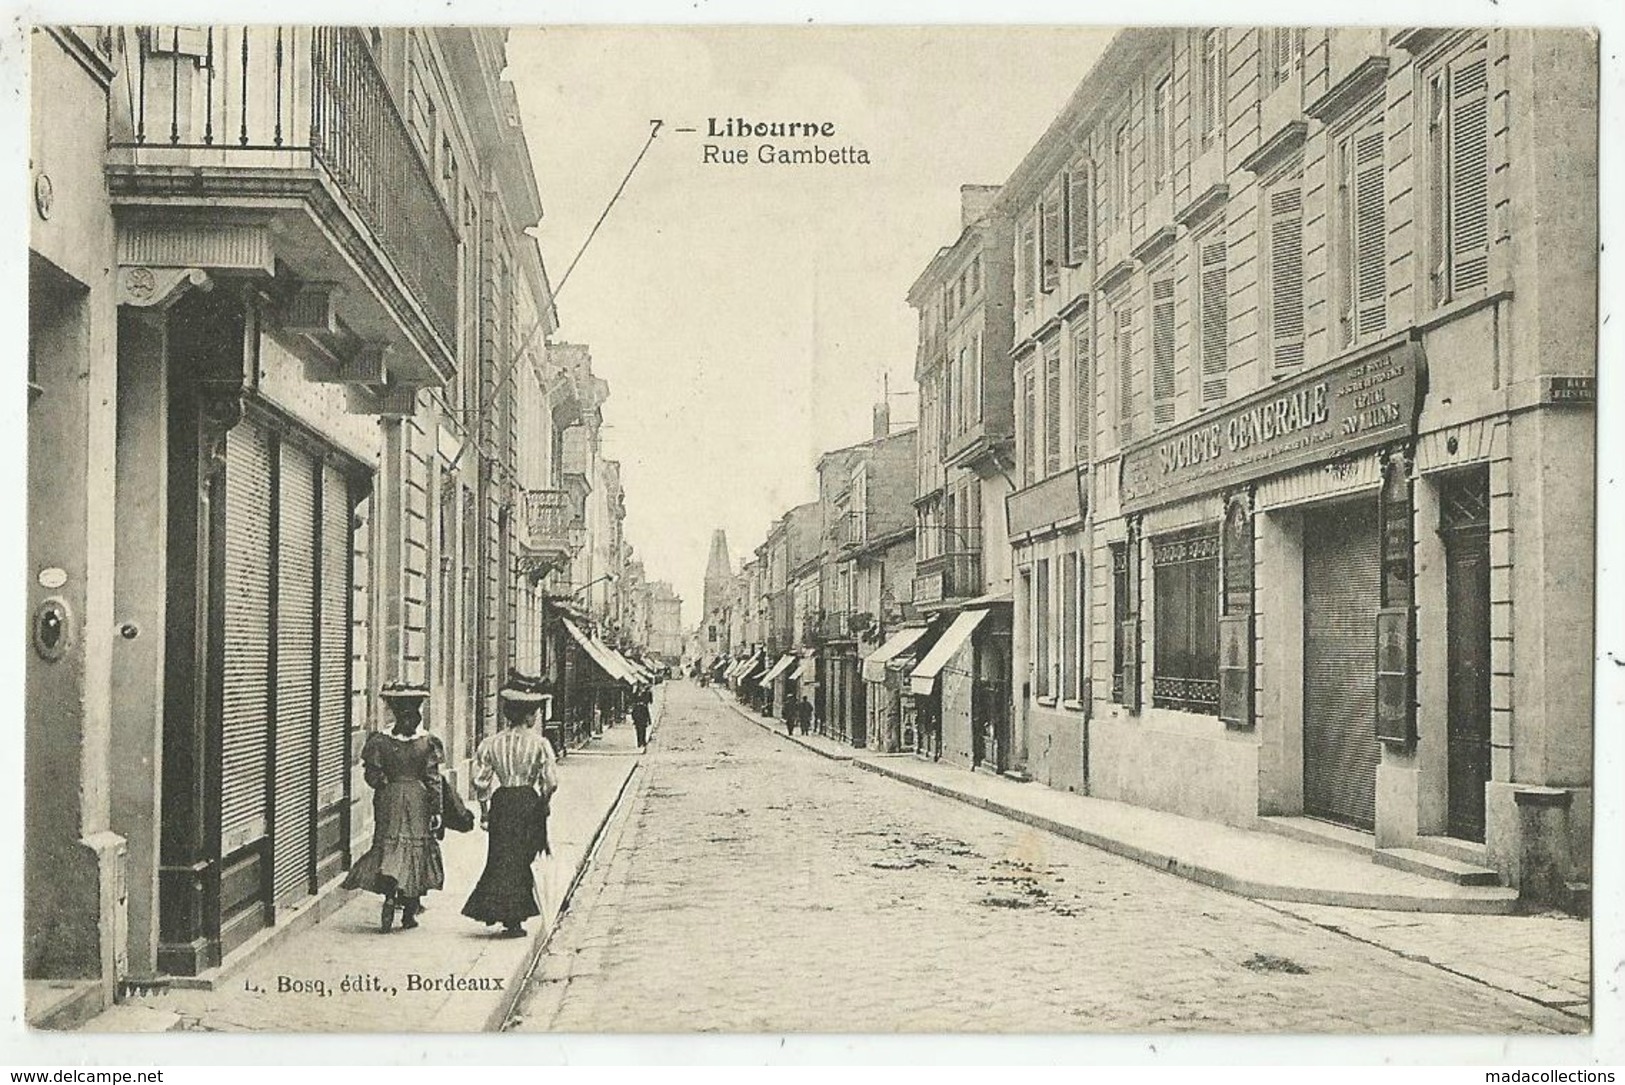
[{"left": 1083, "top": 337, "right": 1592, "bottom": 904}]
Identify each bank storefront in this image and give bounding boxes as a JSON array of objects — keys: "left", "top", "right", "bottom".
[{"left": 1091, "top": 337, "right": 1429, "bottom": 839}]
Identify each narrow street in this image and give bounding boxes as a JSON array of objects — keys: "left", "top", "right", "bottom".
[{"left": 511, "top": 681, "right": 1582, "bottom": 1034}]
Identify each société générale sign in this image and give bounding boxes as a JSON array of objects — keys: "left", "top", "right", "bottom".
[{"left": 1119, "top": 341, "right": 1421, "bottom": 513}]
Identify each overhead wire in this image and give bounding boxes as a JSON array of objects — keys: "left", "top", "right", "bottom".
[{"left": 447, "top": 119, "right": 665, "bottom": 476}]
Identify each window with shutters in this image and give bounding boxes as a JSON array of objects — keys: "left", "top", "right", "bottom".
[
  {"left": 1043, "top": 339, "right": 1063, "bottom": 477},
  {"left": 1065, "top": 168, "right": 1090, "bottom": 267},
  {"left": 1199, "top": 29, "right": 1225, "bottom": 151},
  {"left": 1150, "top": 273, "right": 1176, "bottom": 428},
  {"left": 1040, "top": 193, "right": 1061, "bottom": 293},
  {"left": 1197, "top": 230, "right": 1229, "bottom": 405},
  {"left": 1019, "top": 220, "right": 1037, "bottom": 312},
  {"left": 1072, "top": 323, "right": 1092, "bottom": 465},
  {"left": 1021, "top": 365, "right": 1038, "bottom": 486},
  {"left": 1062, "top": 550, "right": 1081, "bottom": 702},
  {"left": 969, "top": 253, "right": 982, "bottom": 296},
  {"left": 1264, "top": 172, "right": 1305, "bottom": 375},
  {"left": 1114, "top": 302, "right": 1135, "bottom": 443},
  {"left": 1426, "top": 42, "right": 1491, "bottom": 307},
  {"left": 1264, "top": 27, "right": 1305, "bottom": 94},
  {"left": 1035, "top": 557, "right": 1052, "bottom": 699},
  {"left": 1334, "top": 113, "right": 1387, "bottom": 348},
  {"left": 1152, "top": 74, "right": 1174, "bottom": 191},
  {"left": 1151, "top": 529, "right": 1220, "bottom": 714}
]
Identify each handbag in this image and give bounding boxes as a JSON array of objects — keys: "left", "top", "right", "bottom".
[{"left": 440, "top": 777, "right": 476, "bottom": 834}]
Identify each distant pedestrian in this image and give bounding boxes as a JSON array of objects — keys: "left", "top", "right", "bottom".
[
  {"left": 462, "top": 672, "right": 559, "bottom": 939},
  {"left": 797, "top": 695, "right": 814, "bottom": 736},
  {"left": 344, "top": 683, "right": 445, "bottom": 933},
  {"left": 631, "top": 690, "right": 652, "bottom": 748}
]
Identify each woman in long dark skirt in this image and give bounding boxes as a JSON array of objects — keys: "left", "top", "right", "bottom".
[
  {"left": 343, "top": 683, "right": 445, "bottom": 933},
  {"left": 462, "top": 674, "right": 559, "bottom": 937}
]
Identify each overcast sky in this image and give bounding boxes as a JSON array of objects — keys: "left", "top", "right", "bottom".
[{"left": 506, "top": 25, "right": 1111, "bottom": 618}]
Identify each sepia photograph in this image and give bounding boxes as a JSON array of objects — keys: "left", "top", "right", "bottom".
[{"left": 13, "top": 10, "right": 1612, "bottom": 1057}]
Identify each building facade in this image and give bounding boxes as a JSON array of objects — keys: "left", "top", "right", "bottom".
[
  {"left": 25, "top": 25, "right": 660, "bottom": 1016},
  {"left": 996, "top": 27, "right": 1593, "bottom": 903},
  {"left": 907, "top": 185, "right": 1020, "bottom": 770}
]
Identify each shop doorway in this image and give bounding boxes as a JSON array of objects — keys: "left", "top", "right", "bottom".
[
  {"left": 1302, "top": 499, "right": 1383, "bottom": 830},
  {"left": 1440, "top": 468, "right": 1492, "bottom": 842}
]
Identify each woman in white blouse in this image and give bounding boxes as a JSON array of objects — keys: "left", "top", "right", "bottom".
[{"left": 460, "top": 672, "right": 559, "bottom": 937}]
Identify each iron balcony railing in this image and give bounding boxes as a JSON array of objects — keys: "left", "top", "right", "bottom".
[
  {"left": 116, "top": 27, "right": 458, "bottom": 349},
  {"left": 913, "top": 524, "right": 983, "bottom": 604}
]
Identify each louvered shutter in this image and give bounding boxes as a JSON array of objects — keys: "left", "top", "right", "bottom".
[
  {"left": 1353, "top": 125, "right": 1388, "bottom": 340},
  {"left": 1020, "top": 222, "right": 1037, "bottom": 310},
  {"left": 1151, "top": 277, "right": 1176, "bottom": 426},
  {"left": 1041, "top": 196, "right": 1061, "bottom": 292},
  {"left": 317, "top": 461, "right": 351, "bottom": 814},
  {"left": 1268, "top": 185, "right": 1305, "bottom": 372},
  {"left": 1065, "top": 169, "right": 1089, "bottom": 266},
  {"left": 1022, "top": 368, "right": 1038, "bottom": 485},
  {"left": 1035, "top": 558, "right": 1051, "bottom": 698},
  {"left": 1044, "top": 341, "right": 1063, "bottom": 476},
  {"left": 1427, "top": 72, "right": 1449, "bottom": 306},
  {"left": 1062, "top": 551, "right": 1080, "bottom": 701},
  {"left": 1199, "top": 237, "right": 1229, "bottom": 404},
  {"left": 1116, "top": 307, "right": 1135, "bottom": 442},
  {"left": 274, "top": 441, "right": 318, "bottom": 904},
  {"left": 1448, "top": 53, "right": 1490, "bottom": 295},
  {"left": 221, "top": 420, "right": 273, "bottom": 856},
  {"left": 1072, "top": 325, "right": 1092, "bottom": 464}
]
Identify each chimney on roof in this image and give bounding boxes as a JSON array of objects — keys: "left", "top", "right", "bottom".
[
  {"left": 872, "top": 399, "right": 891, "bottom": 441},
  {"left": 961, "top": 184, "right": 1001, "bottom": 229}
]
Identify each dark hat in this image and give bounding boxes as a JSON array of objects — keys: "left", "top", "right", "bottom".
[
  {"left": 380, "top": 681, "right": 430, "bottom": 702},
  {"left": 500, "top": 669, "right": 551, "bottom": 704}
]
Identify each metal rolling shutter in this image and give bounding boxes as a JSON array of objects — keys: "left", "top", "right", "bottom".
[
  {"left": 221, "top": 421, "right": 274, "bottom": 855},
  {"left": 1302, "top": 501, "right": 1382, "bottom": 829},
  {"left": 273, "top": 441, "right": 318, "bottom": 903},
  {"left": 317, "top": 463, "right": 351, "bottom": 813}
]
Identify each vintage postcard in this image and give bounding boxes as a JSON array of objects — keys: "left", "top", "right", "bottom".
[{"left": 17, "top": 16, "right": 1607, "bottom": 1051}]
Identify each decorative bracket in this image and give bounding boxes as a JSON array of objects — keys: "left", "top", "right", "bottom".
[{"left": 117, "top": 266, "right": 212, "bottom": 310}]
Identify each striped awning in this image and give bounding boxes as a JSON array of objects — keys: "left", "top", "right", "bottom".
[
  {"left": 562, "top": 619, "right": 633, "bottom": 686},
  {"left": 759, "top": 654, "right": 796, "bottom": 685},
  {"left": 862, "top": 625, "right": 931, "bottom": 683},
  {"left": 908, "top": 609, "right": 988, "bottom": 695}
]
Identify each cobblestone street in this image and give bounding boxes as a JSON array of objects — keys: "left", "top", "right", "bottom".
[{"left": 511, "top": 682, "right": 1586, "bottom": 1034}]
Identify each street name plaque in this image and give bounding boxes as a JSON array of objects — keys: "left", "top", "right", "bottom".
[{"left": 1119, "top": 340, "right": 1423, "bottom": 514}]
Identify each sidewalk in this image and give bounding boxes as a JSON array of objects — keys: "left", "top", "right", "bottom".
[
  {"left": 716, "top": 690, "right": 1517, "bottom": 914},
  {"left": 719, "top": 691, "right": 1590, "bottom": 1022},
  {"left": 78, "top": 712, "right": 650, "bottom": 1033}
]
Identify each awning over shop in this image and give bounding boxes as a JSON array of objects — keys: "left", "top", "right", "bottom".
[
  {"left": 909, "top": 609, "right": 988, "bottom": 695},
  {"left": 759, "top": 654, "right": 796, "bottom": 685},
  {"left": 724, "top": 658, "right": 747, "bottom": 680},
  {"left": 739, "top": 652, "right": 767, "bottom": 681},
  {"left": 602, "top": 645, "right": 644, "bottom": 685},
  {"left": 863, "top": 626, "right": 932, "bottom": 683},
  {"left": 563, "top": 618, "right": 632, "bottom": 686}
]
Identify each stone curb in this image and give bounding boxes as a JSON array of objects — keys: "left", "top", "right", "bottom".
[
  {"left": 712, "top": 686, "right": 1516, "bottom": 915},
  {"left": 485, "top": 757, "right": 643, "bottom": 1032},
  {"left": 485, "top": 688, "right": 672, "bottom": 1030},
  {"left": 715, "top": 689, "right": 852, "bottom": 761},
  {"left": 849, "top": 757, "right": 1518, "bottom": 915}
]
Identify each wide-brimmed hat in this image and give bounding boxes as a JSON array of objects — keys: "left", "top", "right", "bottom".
[
  {"left": 500, "top": 670, "right": 551, "bottom": 704},
  {"left": 379, "top": 681, "right": 430, "bottom": 702}
]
